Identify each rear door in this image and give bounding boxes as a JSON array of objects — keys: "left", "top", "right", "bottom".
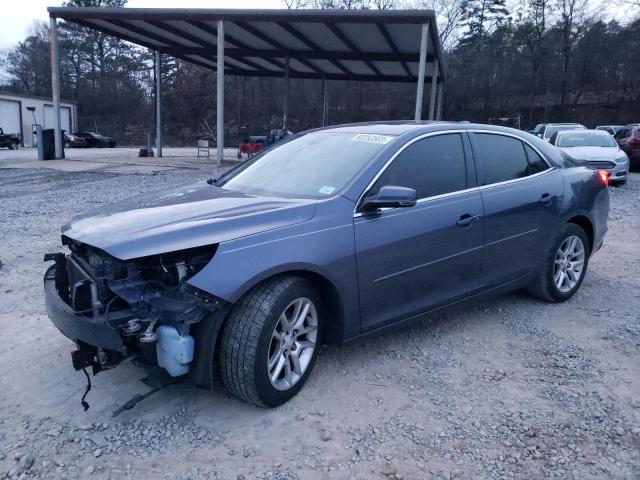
[
  {"left": 0, "top": 98, "right": 21, "bottom": 137},
  {"left": 470, "top": 132, "right": 564, "bottom": 290},
  {"left": 44, "top": 105, "right": 72, "bottom": 134},
  {"left": 354, "top": 132, "right": 484, "bottom": 331}
]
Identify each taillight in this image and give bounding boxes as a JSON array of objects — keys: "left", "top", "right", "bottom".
[{"left": 596, "top": 170, "right": 609, "bottom": 187}]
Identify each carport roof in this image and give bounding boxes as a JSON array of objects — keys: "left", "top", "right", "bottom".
[{"left": 47, "top": 7, "right": 444, "bottom": 83}]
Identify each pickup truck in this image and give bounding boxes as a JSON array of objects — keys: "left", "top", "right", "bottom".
[{"left": 0, "top": 128, "right": 21, "bottom": 149}]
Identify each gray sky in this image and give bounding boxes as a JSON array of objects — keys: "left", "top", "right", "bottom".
[{"left": 0, "top": 0, "right": 283, "bottom": 49}]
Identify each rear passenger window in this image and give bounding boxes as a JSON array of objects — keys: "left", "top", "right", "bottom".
[
  {"left": 614, "top": 128, "right": 629, "bottom": 139},
  {"left": 475, "top": 134, "right": 529, "bottom": 185},
  {"left": 524, "top": 144, "right": 549, "bottom": 174},
  {"left": 370, "top": 134, "right": 467, "bottom": 199}
]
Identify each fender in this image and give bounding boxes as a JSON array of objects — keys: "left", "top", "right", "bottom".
[{"left": 187, "top": 196, "right": 362, "bottom": 339}]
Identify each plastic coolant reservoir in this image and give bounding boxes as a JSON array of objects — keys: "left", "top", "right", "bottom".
[{"left": 156, "top": 325, "right": 194, "bottom": 377}]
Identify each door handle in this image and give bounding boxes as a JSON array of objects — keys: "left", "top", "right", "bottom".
[
  {"left": 456, "top": 214, "right": 479, "bottom": 227},
  {"left": 539, "top": 193, "right": 555, "bottom": 205}
]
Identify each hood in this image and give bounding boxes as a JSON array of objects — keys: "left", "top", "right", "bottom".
[
  {"left": 62, "top": 181, "right": 317, "bottom": 260},
  {"left": 559, "top": 146, "right": 623, "bottom": 161}
]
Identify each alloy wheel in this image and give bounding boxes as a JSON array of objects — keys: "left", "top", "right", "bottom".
[
  {"left": 267, "top": 297, "right": 318, "bottom": 391},
  {"left": 554, "top": 235, "right": 586, "bottom": 293}
]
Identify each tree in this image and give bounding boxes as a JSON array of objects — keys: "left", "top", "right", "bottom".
[
  {"left": 459, "top": 0, "right": 510, "bottom": 42},
  {"left": 514, "top": 0, "right": 553, "bottom": 122},
  {"left": 311, "top": 0, "right": 368, "bottom": 8},
  {"left": 0, "top": 22, "right": 51, "bottom": 96},
  {"left": 555, "top": 0, "right": 588, "bottom": 104},
  {"left": 411, "top": 0, "right": 467, "bottom": 48},
  {"left": 283, "top": 0, "right": 310, "bottom": 9}
]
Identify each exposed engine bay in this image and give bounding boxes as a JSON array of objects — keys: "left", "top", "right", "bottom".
[{"left": 45, "top": 237, "right": 224, "bottom": 379}]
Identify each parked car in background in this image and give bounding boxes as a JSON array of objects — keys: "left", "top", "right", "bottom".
[
  {"left": 550, "top": 129, "right": 629, "bottom": 184},
  {"left": 0, "top": 128, "right": 21, "bottom": 150},
  {"left": 44, "top": 122, "right": 610, "bottom": 407},
  {"left": 539, "top": 123, "right": 586, "bottom": 141},
  {"left": 64, "top": 133, "right": 88, "bottom": 148},
  {"left": 529, "top": 124, "right": 546, "bottom": 136},
  {"left": 614, "top": 125, "right": 640, "bottom": 169},
  {"left": 595, "top": 125, "right": 624, "bottom": 136},
  {"left": 73, "top": 131, "right": 116, "bottom": 148}
]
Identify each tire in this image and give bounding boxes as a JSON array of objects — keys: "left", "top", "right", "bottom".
[
  {"left": 219, "top": 276, "right": 322, "bottom": 407},
  {"left": 9, "top": 143, "right": 18, "bottom": 150},
  {"left": 526, "top": 223, "right": 590, "bottom": 302},
  {"left": 64, "top": 142, "right": 70, "bottom": 149}
]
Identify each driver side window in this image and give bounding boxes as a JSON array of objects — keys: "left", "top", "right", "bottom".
[{"left": 369, "top": 134, "right": 468, "bottom": 200}]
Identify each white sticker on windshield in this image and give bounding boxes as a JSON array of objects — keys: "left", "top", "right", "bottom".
[
  {"left": 318, "top": 186, "right": 336, "bottom": 195},
  {"left": 351, "top": 133, "right": 394, "bottom": 145}
]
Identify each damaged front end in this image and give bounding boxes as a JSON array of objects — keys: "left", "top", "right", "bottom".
[{"left": 44, "top": 238, "right": 225, "bottom": 379}]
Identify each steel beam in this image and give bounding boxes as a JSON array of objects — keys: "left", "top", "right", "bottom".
[
  {"left": 376, "top": 23, "right": 413, "bottom": 80},
  {"left": 155, "top": 50, "right": 162, "bottom": 157},
  {"left": 414, "top": 23, "right": 429, "bottom": 121},
  {"left": 322, "top": 78, "right": 328, "bottom": 127},
  {"left": 325, "top": 23, "right": 382, "bottom": 78},
  {"left": 428, "top": 59, "right": 439, "bottom": 120},
  {"left": 161, "top": 46, "right": 432, "bottom": 63},
  {"left": 436, "top": 82, "right": 444, "bottom": 120},
  {"left": 283, "top": 56, "right": 290, "bottom": 131},
  {"left": 276, "top": 22, "right": 353, "bottom": 78},
  {"left": 221, "top": 67, "right": 436, "bottom": 83},
  {"left": 216, "top": 20, "right": 224, "bottom": 165},
  {"left": 49, "top": 17, "right": 63, "bottom": 158}
]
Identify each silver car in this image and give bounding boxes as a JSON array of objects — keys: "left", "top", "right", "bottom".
[
  {"left": 550, "top": 129, "right": 629, "bottom": 184},
  {"left": 596, "top": 125, "right": 625, "bottom": 136}
]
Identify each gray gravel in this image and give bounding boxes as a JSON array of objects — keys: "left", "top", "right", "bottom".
[{"left": 0, "top": 167, "right": 639, "bottom": 479}]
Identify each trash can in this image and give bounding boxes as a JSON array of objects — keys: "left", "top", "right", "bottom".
[{"left": 41, "top": 129, "right": 65, "bottom": 160}]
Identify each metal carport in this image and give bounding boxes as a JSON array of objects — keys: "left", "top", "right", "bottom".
[{"left": 47, "top": 7, "right": 446, "bottom": 162}]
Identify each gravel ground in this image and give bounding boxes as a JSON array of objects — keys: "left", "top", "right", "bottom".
[{"left": 0, "top": 167, "right": 638, "bottom": 480}]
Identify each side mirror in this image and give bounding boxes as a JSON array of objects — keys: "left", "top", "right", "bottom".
[
  {"left": 360, "top": 185, "right": 417, "bottom": 212},
  {"left": 206, "top": 177, "right": 217, "bottom": 185}
]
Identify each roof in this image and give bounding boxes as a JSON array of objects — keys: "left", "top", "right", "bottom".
[
  {"left": 555, "top": 129, "right": 610, "bottom": 135},
  {"left": 0, "top": 91, "right": 78, "bottom": 105},
  {"left": 47, "top": 8, "right": 444, "bottom": 84}
]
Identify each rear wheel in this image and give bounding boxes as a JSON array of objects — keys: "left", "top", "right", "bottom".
[
  {"left": 527, "top": 224, "right": 590, "bottom": 302},
  {"left": 219, "top": 276, "right": 321, "bottom": 407}
]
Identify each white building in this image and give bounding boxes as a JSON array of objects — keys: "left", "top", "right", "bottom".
[{"left": 0, "top": 92, "right": 78, "bottom": 147}]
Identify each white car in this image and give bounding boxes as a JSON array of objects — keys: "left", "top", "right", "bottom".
[
  {"left": 539, "top": 123, "right": 586, "bottom": 142},
  {"left": 549, "top": 129, "right": 629, "bottom": 184}
]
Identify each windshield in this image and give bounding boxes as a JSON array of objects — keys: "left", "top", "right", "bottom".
[
  {"left": 544, "top": 125, "right": 585, "bottom": 138},
  {"left": 218, "top": 131, "right": 395, "bottom": 198},
  {"left": 557, "top": 132, "right": 617, "bottom": 148}
]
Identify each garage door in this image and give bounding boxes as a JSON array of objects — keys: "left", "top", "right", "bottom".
[
  {"left": 0, "top": 99, "right": 21, "bottom": 136},
  {"left": 44, "top": 105, "right": 72, "bottom": 134}
]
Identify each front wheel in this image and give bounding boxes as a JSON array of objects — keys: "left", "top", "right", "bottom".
[
  {"left": 219, "top": 276, "right": 321, "bottom": 407},
  {"left": 526, "top": 224, "right": 590, "bottom": 302}
]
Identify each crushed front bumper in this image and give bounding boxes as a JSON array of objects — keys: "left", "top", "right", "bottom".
[{"left": 44, "top": 265, "right": 131, "bottom": 353}]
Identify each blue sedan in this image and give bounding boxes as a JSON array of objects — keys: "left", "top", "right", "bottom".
[{"left": 44, "top": 122, "right": 609, "bottom": 407}]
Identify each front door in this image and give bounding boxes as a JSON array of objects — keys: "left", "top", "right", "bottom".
[
  {"left": 469, "top": 132, "right": 564, "bottom": 289},
  {"left": 354, "top": 132, "right": 484, "bottom": 332}
]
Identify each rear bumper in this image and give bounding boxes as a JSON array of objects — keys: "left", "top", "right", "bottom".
[{"left": 44, "top": 266, "right": 128, "bottom": 352}]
